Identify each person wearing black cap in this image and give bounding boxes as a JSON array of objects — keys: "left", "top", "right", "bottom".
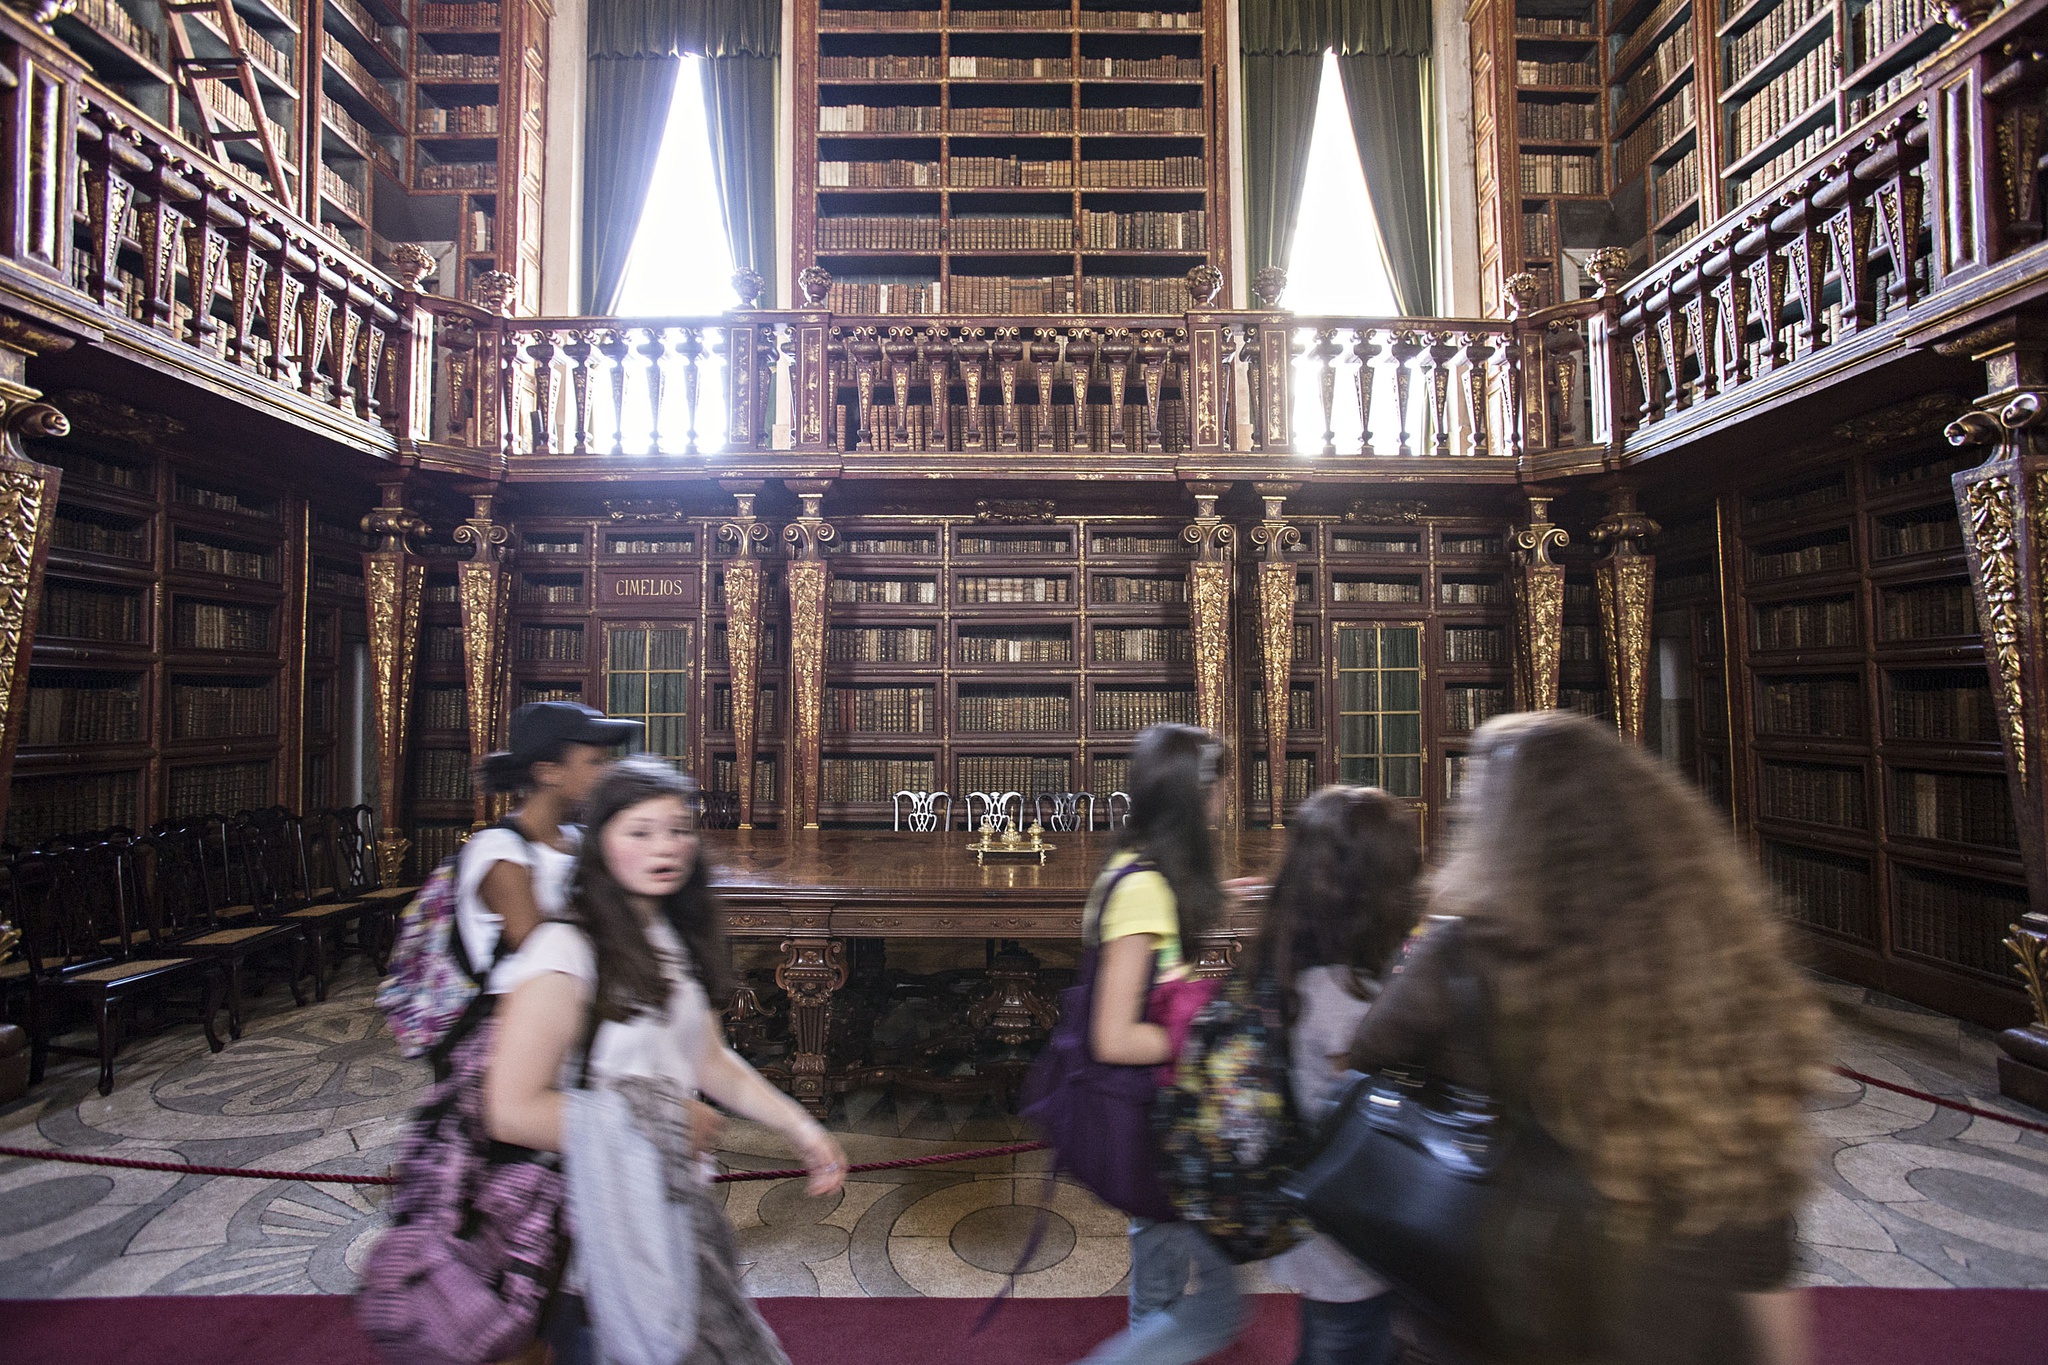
[{"left": 454, "top": 702, "right": 643, "bottom": 997}]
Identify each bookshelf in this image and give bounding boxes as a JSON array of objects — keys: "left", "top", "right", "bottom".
[
  {"left": 404, "top": 566, "right": 469, "bottom": 872},
  {"left": 795, "top": 0, "right": 1229, "bottom": 314},
  {"left": 50, "top": 0, "right": 548, "bottom": 290},
  {"left": 10, "top": 422, "right": 367, "bottom": 847},
  {"left": 1471, "top": 0, "right": 1952, "bottom": 308},
  {"left": 1725, "top": 440, "right": 2021, "bottom": 1019}
]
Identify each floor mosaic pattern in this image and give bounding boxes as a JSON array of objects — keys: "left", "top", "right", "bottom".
[{"left": 1, "top": 963, "right": 2045, "bottom": 1298}]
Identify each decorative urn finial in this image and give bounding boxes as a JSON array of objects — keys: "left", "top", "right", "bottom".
[
  {"left": 1251, "top": 266, "right": 1288, "bottom": 308},
  {"left": 389, "top": 242, "right": 437, "bottom": 293},
  {"left": 797, "top": 265, "right": 834, "bottom": 308}
]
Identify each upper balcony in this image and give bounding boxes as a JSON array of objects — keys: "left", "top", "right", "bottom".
[{"left": 0, "top": 0, "right": 2044, "bottom": 487}]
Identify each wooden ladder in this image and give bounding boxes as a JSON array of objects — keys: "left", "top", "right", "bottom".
[{"left": 157, "top": 0, "right": 296, "bottom": 204}]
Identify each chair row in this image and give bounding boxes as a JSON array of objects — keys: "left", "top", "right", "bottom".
[
  {"left": 0, "top": 805, "right": 418, "bottom": 1095},
  {"left": 892, "top": 790, "right": 1133, "bottom": 833}
]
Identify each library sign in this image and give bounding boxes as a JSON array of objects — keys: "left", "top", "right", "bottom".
[{"left": 598, "top": 571, "right": 700, "bottom": 607}]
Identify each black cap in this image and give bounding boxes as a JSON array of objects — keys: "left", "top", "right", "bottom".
[{"left": 501, "top": 702, "right": 642, "bottom": 763}]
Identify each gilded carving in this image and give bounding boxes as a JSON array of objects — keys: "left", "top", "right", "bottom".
[
  {"left": 2010, "top": 925, "right": 2048, "bottom": 1028},
  {"left": 0, "top": 414, "right": 64, "bottom": 831},
  {"left": 719, "top": 489, "right": 771, "bottom": 828},
  {"left": 1591, "top": 494, "right": 1660, "bottom": 744},
  {"left": 364, "top": 499, "right": 428, "bottom": 883},
  {"left": 784, "top": 486, "right": 837, "bottom": 829},
  {"left": 1251, "top": 490, "right": 1301, "bottom": 829},
  {"left": 1184, "top": 491, "right": 1234, "bottom": 744},
  {"left": 454, "top": 496, "right": 512, "bottom": 829},
  {"left": 974, "top": 499, "right": 1057, "bottom": 524},
  {"left": 1960, "top": 473, "right": 2028, "bottom": 786},
  {"left": 1511, "top": 496, "right": 1570, "bottom": 713}
]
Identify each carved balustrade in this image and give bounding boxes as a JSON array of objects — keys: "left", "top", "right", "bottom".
[{"left": 1283, "top": 318, "right": 1517, "bottom": 459}]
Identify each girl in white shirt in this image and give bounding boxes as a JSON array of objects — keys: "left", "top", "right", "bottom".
[
  {"left": 1254, "top": 785, "right": 1421, "bottom": 1365},
  {"left": 484, "top": 756, "right": 847, "bottom": 1365},
  {"left": 455, "top": 701, "right": 638, "bottom": 997}
]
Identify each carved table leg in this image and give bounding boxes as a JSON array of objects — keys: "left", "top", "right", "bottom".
[
  {"left": 775, "top": 936, "right": 847, "bottom": 1116},
  {"left": 966, "top": 946, "right": 1060, "bottom": 1054}
]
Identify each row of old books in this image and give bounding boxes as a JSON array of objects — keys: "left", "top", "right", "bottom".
[
  {"left": 1094, "top": 687, "right": 1196, "bottom": 731},
  {"left": 1093, "top": 533, "right": 1184, "bottom": 555},
  {"left": 1615, "top": 84, "right": 1695, "bottom": 185},
  {"left": 820, "top": 105, "right": 945, "bottom": 133},
  {"left": 959, "top": 575, "right": 1071, "bottom": 603},
  {"left": 1075, "top": 9, "right": 1199, "bottom": 29},
  {"left": 426, "top": 625, "right": 463, "bottom": 663},
  {"left": 1888, "top": 676, "right": 1996, "bottom": 741},
  {"left": 951, "top": 156, "right": 1073, "bottom": 186},
  {"left": 417, "top": 52, "right": 500, "bottom": 80},
  {"left": 1516, "top": 101, "right": 1600, "bottom": 141},
  {"left": 1249, "top": 755, "right": 1315, "bottom": 803},
  {"left": 832, "top": 626, "right": 939, "bottom": 662},
  {"left": 420, "top": 686, "right": 470, "bottom": 731},
  {"left": 818, "top": 216, "right": 944, "bottom": 251},
  {"left": 312, "top": 562, "right": 363, "bottom": 593},
  {"left": 1521, "top": 206, "right": 1556, "bottom": 257},
  {"left": 518, "top": 579, "right": 581, "bottom": 605},
  {"left": 1760, "top": 677, "right": 1861, "bottom": 737},
  {"left": 175, "top": 601, "right": 273, "bottom": 652},
  {"left": 1881, "top": 582, "right": 1977, "bottom": 641},
  {"left": 175, "top": 539, "right": 275, "bottom": 581},
  {"left": 714, "top": 757, "right": 779, "bottom": 802},
  {"left": 959, "top": 754, "right": 1073, "bottom": 793},
  {"left": 1730, "top": 38, "right": 1836, "bottom": 163},
  {"left": 1727, "top": 0, "right": 1828, "bottom": 85},
  {"left": 951, "top": 55, "right": 1068, "bottom": 77},
  {"left": 1095, "top": 575, "right": 1186, "bottom": 604},
  {"left": 950, "top": 107, "right": 1072, "bottom": 133},
  {"left": 23, "top": 679, "right": 141, "bottom": 745},
  {"left": 1754, "top": 598, "right": 1857, "bottom": 650},
  {"left": 1445, "top": 626, "right": 1508, "bottom": 663},
  {"left": 6, "top": 771, "right": 138, "bottom": 844},
  {"left": 167, "top": 760, "right": 272, "bottom": 821},
  {"left": 1444, "top": 685, "right": 1510, "bottom": 732},
  {"left": 1079, "top": 209, "right": 1206, "bottom": 250},
  {"left": 826, "top": 685, "right": 937, "bottom": 732},
  {"left": 1618, "top": 23, "right": 1693, "bottom": 127},
  {"left": 1249, "top": 687, "right": 1317, "bottom": 733},
  {"left": 1734, "top": 122, "right": 1832, "bottom": 205},
  {"left": 823, "top": 54, "right": 944, "bottom": 78},
  {"left": 177, "top": 478, "right": 275, "bottom": 520},
  {"left": 1762, "top": 840, "right": 1873, "bottom": 938},
  {"left": 961, "top": 535, "right": 1069, "bottom": 554},
  {"left": 1440, "top": 580, "right": 1505, "bottom": 606},
  {"left": 1615, "top": 0, "right": 1690, "bottom": 69},
  {"left": 1334, "top": 579, "right": 1422, "bottom": 604},
  {"left": 821, "top": 757, "right": 935, "bottom": 803},
  {"left": 711, "top": 685, "right": 779, "bottom": 732},
  {"left": 1092, "top": 626, "right": 1189, "bottom": 663},
  {"left": 843, "top": 535, "right": 940, "bottom": 554},
  {"left": 1891, "top": 769, "right": 2017, "bottom": 847},
  {"left": 711, "top": 627, "right": 783, "bottom": 668},
  {"left": 415, "top": 749, "right": 474, "bottom": 802},
  {"left": 963, "top": 632, "right": 1073, "bottom": 662},
  {"left": 1516, "top": 57, "right": 1598, "bottom": 86},
  {"left": 958, "top": 690, "right": 1073, "bottom": 731},
  {"left": 519, "top": 624, "right": 585, "bottom": 663},
  {"left": 55, "top": 512, "right": 146, "bottom": 559},
  {"left": 1520, "top": 15, "right": 1595, "bottom": 34},
  {"left": 1652, "top": 149, "right": 1700, "bottom": 221},
  {"left": 1520, "top": 153, "right": 1600, "bottom": 194},
  {"left": 1876, "top": 515, "right": 1963, "bottom": 558},
  {"left": 417, "top": 103, "right": 501, "bottom": 135},
  {"left": 1760, "top": 760, "right": 1867, "bottom": 827},
  {"left": 833, "top": 578, "right": 939, "bottom": 604},
  {"left": 1081, "top": 156, "right": 1205, "bottom": 187},
  {"left": 412, "top": 825, "right": 469, "bottom": 876},
  {"left": 825, "top": 280, "right": 943, "bottom": 314},
  {"left": 954, "top": 274, "right": 1079, "bottom": 312},
  {"left": 172, "top": 681, "right": 277, "bottom": 740},
  {"left": 1077, "top": 107, "right": 1202, "bottom": 134},
  {"left": 1077, "top": 276, "right": 1186, "bottom": 311},
  {"left": 1893, "top": 865, "right": 2021, "bottom": 974},
  {"left": 416, "top": 161, "right": 499, "bottom": 190},
  {"left": 1750, "top": 538, "right": 1852, "bottom": 581},
  {"left": 610, "top": 536, "right": 694, "bottom": 555},
  {"left": 821, "top": 159, "right": 940, "bottom": 187},
  {"left": 953, "top": 216, "right": 1074, "bottom": 250},
  {"left": 1852, "top": 0, "right": 1942, "bottom": 66},
  {"left": 419, "top": 1, "right": 499, "bottom": 27},
  {"left": 821, "top": 8, "right": 942, "bottom": 28}
]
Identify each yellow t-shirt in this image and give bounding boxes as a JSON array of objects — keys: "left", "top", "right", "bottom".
[{"left": 1084, "top": 850, "right": 1186, "bottom": 982}]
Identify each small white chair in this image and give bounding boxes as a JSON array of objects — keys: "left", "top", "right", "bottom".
[
  {"left": 892, "top": 790, "right": 953, "bottom": 832},
  {"left": 963, "top": 790, "right": 1024, "bottom": 832}
]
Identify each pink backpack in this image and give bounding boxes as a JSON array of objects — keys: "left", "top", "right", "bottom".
[
  {"left": 376, "top": 822, "right": 531, "bottom": 1060},
  {"left": 356, "top": 1016, "right": 581, "bottom": 1365}
]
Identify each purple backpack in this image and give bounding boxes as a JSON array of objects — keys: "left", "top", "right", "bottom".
[
  {"left": 1019, "top": 859, "right": 1179, "bottom": 1224},
  {"left": 357, "top": 1009, "right": 592, "bottom": 1365}
]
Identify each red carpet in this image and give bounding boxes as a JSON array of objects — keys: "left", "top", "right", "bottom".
[{"left": 2, "top": 1289, "right": 2044, "bottom": 1364}]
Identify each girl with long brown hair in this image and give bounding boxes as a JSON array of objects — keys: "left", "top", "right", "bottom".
[{"left": 1350, "top": 710, "right": 1828, "bottom": 1365}]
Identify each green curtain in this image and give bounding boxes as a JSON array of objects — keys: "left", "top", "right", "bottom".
[
  {"left": 1242, "top": 53, "right": 1324, "bottom": 278},
  {"left": 583, "top": 55, "right": 683, "bottom": 315},
  {"left": 583, "top": 0, "right": 781, "bottom": 314},
  {"left": 1241, "top": 0, "right": 1436, "bottom": 311},
  {"left": 1339, "top": 51, "right": 1437, "bottom": 315},
  {"left": 702, "top": 54, "right": 778, "bottom": 287}
]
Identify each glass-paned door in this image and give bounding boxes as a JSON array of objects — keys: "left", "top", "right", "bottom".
[
  {"left": 606, "top": 624, "right": 694, "bottom": 759},
  {"left": 1335, "top": 623, "right": 1423, "bottom": 797}
]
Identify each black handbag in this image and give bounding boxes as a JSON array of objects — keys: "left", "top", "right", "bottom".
[{"left": 1281, "top": 926, "right": 1614, "bottom": 1359}]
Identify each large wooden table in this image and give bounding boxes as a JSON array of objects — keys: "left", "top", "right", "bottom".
[{"left": 699, "top": 829, "right": 1282, "bottom": 1110}]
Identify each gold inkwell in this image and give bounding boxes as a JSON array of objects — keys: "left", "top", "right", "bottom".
[{"left": 969, "top": 814, "right": 1055, "bottom": 865}]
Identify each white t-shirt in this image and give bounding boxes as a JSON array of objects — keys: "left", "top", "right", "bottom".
[
  {"left": 494, "top": 918, "right": 711, "bottom": 1098},
  {"left": 1266, "top": 964, "right": 1389, "bottom": 1303},
  {"left": 453, "top": 824, "right": 580, "bottom": 994}
]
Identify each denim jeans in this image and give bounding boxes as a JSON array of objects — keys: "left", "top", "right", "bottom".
[
  {"left": 1293, "top": 1295, "right": 1396, "bottom": 1365},
  {"left": 1076, "top": 1218, "right": 1248, "bottom": 1365}
]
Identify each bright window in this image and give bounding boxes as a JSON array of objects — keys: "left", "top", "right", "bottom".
[
  {"left": 1287, "top": 53, "right": 1400, "bottom": 318},
  {"left": 616, "top": 57, "right": 737, "bottom": 315}
]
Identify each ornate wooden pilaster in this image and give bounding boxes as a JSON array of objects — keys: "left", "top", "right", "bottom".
[
  {"left": 783, "top": 481, "right": 837, "bottom": 829},
  {"left": 775, "top": 933, "right": 847, "bottom": 1116},
  {"left": 362, "top": 485, "right": 428, "bottom": 884},
  {"left": 1250, "top": 484, "right": 1301, "bottom": 829},
  {"left": 453, "top": 490, "right": 513, "bottom": 830},
  {"left": 1590, "top": 488, "right": 1660, "bottom": 743},
  {"left": 0, "top": 327, "right": 70, "bottom": 836},
  {"left": 1944, "top": 317, "right": 2048, "bottom": 1105},
  {"left": 1510, "top": 494, "right": 1570, "bottom": 712},
  {"left": 1184, "top": 484, "right": 1235, "bottom": 822},
  {"left": 718, "top": 481, "right": 771, "bottom": 828}
]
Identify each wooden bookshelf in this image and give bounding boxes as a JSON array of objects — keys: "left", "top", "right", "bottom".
[
  {"left": 1471, "top": 0, "right": 1951, "bottom": 309},
  {"left": 795, "top": 0, "right": 1229, "bottom": 313},
  {"left": 1723, "top": 441, "right": 2022, "bottom": 1020}
]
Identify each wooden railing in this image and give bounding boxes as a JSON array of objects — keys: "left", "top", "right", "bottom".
[{"left": 8, "top": 0, "right": 2048, "bottom": 473}]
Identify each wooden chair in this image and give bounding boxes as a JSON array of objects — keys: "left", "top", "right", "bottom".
[
  {"left": 268, "top": 808, "right": 379, "bottom": 1002},
  {"left": 137, "top": 820, "right": 303, "bottom": 1037},
  {"left": 1105, "top": 791, "right": 1133, "bottom": 829},
  {"left": 341, "top": 803, "right": 418, "bottom": 925},
  {"left": 700, "top": 790, "right": 742, "bottom": 830},
  {"left": 892, "top": 790, "right": 953, "bottom": 832},
  {"left": 963, "top": 791, "right": 1023, "bottom": 832},
  {"left": 1034, "top": 791, "right": 1096, "bottom": 832},
  {"left": 10, "top": 840, "right": 224, "bottom": 1095}
]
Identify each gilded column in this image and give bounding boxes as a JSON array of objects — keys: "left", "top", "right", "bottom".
[
  {"left": 783, "top": 481, "right": 836, "bottom": 829},
  {"left": 1510, "top": 494, "right": 1570, "bottom": 713},
  {"left": 1590, "top": 488, "right": 1660, "bottom": 743},
  {"left": 1250, "top": 485, "right": 1302, "bottom": 829},
  {"left": 718, "top": 481, "right": 771, "bottom": 828},
  {"left": 1184, "top": 485, "right": 1235, "bottom": 822},
  {"left": 453, "top": 489, "right": 513, "bottom": 830},
  {"left": 0, "top": 327, "right": 70, "bottom": 836},
  {"left": 1943, "top": 317, "right": 2048, "bottom": 1110},
  {"left": 362, "top": 486, "right": 428, "bottom": 885}
]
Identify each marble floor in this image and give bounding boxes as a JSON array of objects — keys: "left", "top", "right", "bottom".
[{"left": 1, "top": 959, "right": 2046, "bottom": 1299}]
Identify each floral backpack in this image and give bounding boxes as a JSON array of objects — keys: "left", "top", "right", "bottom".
[
  {"left": 1151, "top": 970, "right": 1311, "bottom": 1263},
  {"left": 375, "top": 823, "right": 526, "bottom": 1060}
]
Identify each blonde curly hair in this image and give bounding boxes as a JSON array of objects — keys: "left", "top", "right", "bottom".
[{"left": 1433, "top": 710, "right": 1829, "bottom": 1236}]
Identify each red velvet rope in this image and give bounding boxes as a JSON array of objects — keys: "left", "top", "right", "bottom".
[{"left": 1, "top": 1068, "right": 2040, "bottom": 1187}]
